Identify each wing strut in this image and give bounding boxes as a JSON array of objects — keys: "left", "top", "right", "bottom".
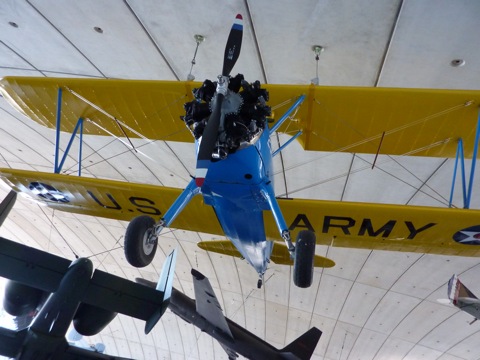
[
  {"left": 54, "top": 88, "right": 84, "bottom": 175},
  {"left": 449, "top": 108, "right": 480, "bottom": 208},
  {"left": 269, "top": 95, "right": 305, "bottom": 135},
  {"left": 53, "top": 86, "right": 157, "bottom": 176},
  {"left": 153, "top": 179, "right": 201, "bottom": 236}
]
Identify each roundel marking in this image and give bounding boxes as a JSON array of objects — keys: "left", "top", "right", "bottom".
[
  {"left": 28, "top": 182, "right": 70, "bottom": 203},
  {"left": 452, "top": 225, "right": 480, "bottom": 245}
]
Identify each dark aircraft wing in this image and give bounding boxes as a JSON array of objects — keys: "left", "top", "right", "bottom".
[
  {"left": 0, "top": 236, "right": 169, "bottom": 322},
  {"left": 0, "top": 319, "right": 136, "bottom": 359},
  {"left": 63, "top": 344, "right": 134, "bottom": 360},
  {"left": 192, "top": 269, "right": 234, "bottom": 338},
  {"left": 191, "top": 269, "right": 237, "bottom": 357},
  {"left": 0, "top": 328, "right": 25, "bottom": 358}
]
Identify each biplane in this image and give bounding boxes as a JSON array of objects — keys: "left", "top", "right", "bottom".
[{"left": 1, "top": 14, "right": 480, "bottom": 289}]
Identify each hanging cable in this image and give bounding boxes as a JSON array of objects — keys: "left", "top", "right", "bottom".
[
  {"left": 311, "top": 45, "right": 324, "bottom": 85},
  {"left": 187, "top": 34, "right": 206, "bottom": 81}
]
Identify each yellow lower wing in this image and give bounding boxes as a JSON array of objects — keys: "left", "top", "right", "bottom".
[
  {"left": 197, "top": 240, "right": 335, "bottom": 267},
  {"left": 2, "top": 168, "right": 480, "bottom": 258},
  {"left": 0, "top": 168, "right": 222, "bottom": 235},
  {"left": 273, "top": 198, "right": 480, "bottom": 257}
]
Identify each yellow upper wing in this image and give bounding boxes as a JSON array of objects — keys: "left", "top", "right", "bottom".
[
  {"left": 2, "top": 76, "right": 480, "bottom": 157},
  {"left": 266, "top": 84, "right": 480, "bottom": 157},
  {"left": 2, "top": 168, "right": 480, "bottom": 258},
  {"left": 0, "top": 76, "right": 197, "bottom": 143}
]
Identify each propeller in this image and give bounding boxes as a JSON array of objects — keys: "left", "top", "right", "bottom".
[{"left": 195, "top": 14, "right": 243, "bottom": 187}]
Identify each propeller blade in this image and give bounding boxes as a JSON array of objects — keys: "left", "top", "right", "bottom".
[
  {"left": 195, "top": 14, "right": 244, "bottom": 187},
  {"left": 223, "top": 14, "right": 243, "bottom": 77},
  {"left": 195, "top": 93, "right": 223, "bottom": 187}
]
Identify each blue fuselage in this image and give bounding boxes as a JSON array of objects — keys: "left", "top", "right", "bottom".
[{"left": 199, "top": 128, "right": 275, "bottom": 275}]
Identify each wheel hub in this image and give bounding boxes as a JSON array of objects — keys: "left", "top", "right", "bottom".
[{"left": 142, "top": 230, "right": 156, "bottom": 256}]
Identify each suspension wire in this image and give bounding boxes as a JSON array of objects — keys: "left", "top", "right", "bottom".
[
  {"left": 271, "top": 96, "right": 469, "bottom": 205},
  {"left": 62, "top": 135, "right": 191, "bottom": 183},
  {"left": 188, "top": 41, "right": 201, "bottom": 80},
  {"left": 187, "top": 35, "right": 205, "bottom": 81},
  {"left": 61, "top": 87, "right": 191, "bottom": 178},
  {"left": 311, "top": 98, "right": 470, "bottom": 152},
  {"left": 277, "top": 152, "right": 451, "bottom": 207},
  {"left": 40, "top": 207, "right": 79, "bottom": 259}
]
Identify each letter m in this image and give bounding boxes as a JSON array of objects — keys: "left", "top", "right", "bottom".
[{"left": 358, "top": 219, "right": 396, "bottom": 237}]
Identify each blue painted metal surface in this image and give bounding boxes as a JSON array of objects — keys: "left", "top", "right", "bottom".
[
  {"left": 449, "top": 110, "right": 480, "bottom": 208},
  {"left": 269, "top": 95, "right": 305, "bottom": 135},
  {"left": 466, "top": 113, "right": 480, "bottom": 208},
  {"left": 272, "top": 130, "right": 302, "bottom": 157},
  {"left": 54, "top": 87, "right": 84, "bottom": 176},
  {"left": 162, "top": 179, "right": 201, "bottom": 226},
  {"left": 199, "top": 128, "right": 279, "bottom": 274},
  {"left": 449, "top": 139, "right": 467, "bottom": 208},
  {"left": 54, "top": 87, "right": 62, "bottom": 173}
]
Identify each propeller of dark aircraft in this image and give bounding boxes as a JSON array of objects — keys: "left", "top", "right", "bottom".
[{"left": 195, "top": 14, "right": 243, "bottom": 187}]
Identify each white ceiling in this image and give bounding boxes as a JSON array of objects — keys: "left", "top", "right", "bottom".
[{"left": 1, "top": 1, "right": 480, "bottom": 359}]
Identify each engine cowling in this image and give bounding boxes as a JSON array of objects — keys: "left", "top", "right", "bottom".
[
  {"left": 73, "top": 303, "right": 117, "bottom": 336},
  {"left": 3, "top": 280, "right": 46, "bottom": 316}
]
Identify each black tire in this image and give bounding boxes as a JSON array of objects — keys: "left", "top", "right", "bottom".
[
  {"left": 124, "top": 215, "right": 157, "bottom": 267},
  {"left": 293, "top": 230, "right": 316, "bottom": 288}
]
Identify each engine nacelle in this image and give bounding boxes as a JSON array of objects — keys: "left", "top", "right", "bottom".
[
  {"left": 73, "top": 303, "right": 117, "bottom": 336},
  {"left": 3, "top": 280, "right": 46, "bottom": 316}
]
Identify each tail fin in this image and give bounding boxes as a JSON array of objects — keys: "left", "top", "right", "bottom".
[
  {"left": 280, "top": 327, "right": 322, "bottom": 360},
  {"left": 144, "top": 249, "right": 177, "bottom": 334},
  {"left": 0, "top": 190, "right": 16, "bottom": 227},
  {"left": 448, "top": 274, "right": 477, "bottom": 305}
]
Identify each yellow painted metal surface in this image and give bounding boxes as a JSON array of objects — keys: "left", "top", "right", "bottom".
[
  {"left": 273, "top": 198, "right": 480, "bottom": 257},
  {"left": 0, "top": 168, "right": 222, "bottom": 235},
  {"left": 2, "top": 76, "right": 480, "bottom": 157},
  {"left": 2, "top": 168, "right": 480, "bottom": 258},
  {"left": 197, "top": 240, "right": 335, "bottom": 267},
  {"left": 265, "top": 83, "right": 480, "bottom": 157},
  {"left": 0, "top": 76, "right": 197, "bottom": 143}
]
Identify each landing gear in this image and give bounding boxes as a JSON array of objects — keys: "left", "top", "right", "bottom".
[
  {"left": 124, "top": 215, "right": 158, "bottom": 267},
  {"left": 257, "top": 274, "right": 264, "bottom": 289},
  {"left": 293, "top": 230, "right": 316, "bottom": 288}
]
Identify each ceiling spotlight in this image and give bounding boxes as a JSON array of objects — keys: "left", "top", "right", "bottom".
[
  {"left": 8, "top": 21, "right": 18, "bottom": 28},
  {"left": 450, "top": 59, "right": 465, "bottom": 67},
  {"left": 94, "top": 26, "right": 103, "bottom": 34},
  {"left": 312, "top": 45, "right": 324, "bottom": 56},
  {"left": 194, "top": 34, "right": 206, "bottom": 43}
]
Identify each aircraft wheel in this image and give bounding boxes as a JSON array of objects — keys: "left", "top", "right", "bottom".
[
  {"left": 293, "top": 230, "right": 316, "bottom": 288},
  {"left": 257, "top": 279, "right": 262, "bottom": 289},
  {"left": 124, "top": 215, "right": 157, "bottom": 267}
]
